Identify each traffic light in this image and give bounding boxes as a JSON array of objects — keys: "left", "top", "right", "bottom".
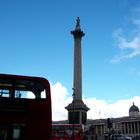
[{"left": 107, "top": 118, "right": 112, "bottom": 129}]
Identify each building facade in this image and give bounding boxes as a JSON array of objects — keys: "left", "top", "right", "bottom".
[{"left": 86, "top": 103, "right": 140, "bottom": 140}]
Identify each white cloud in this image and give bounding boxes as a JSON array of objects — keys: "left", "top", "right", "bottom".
[
  {"left": 111, "top": 7, "right": 140, "bottom": 63},
  {"left": 85, "top": 96, "right": 140, "bottom": 119},
  {"left": 51, "top": 82, "right": 140, "bottom": 121},
  {"left": 50, "top": 82, "right": 72, "bottom": 121},
  {"left": 111, "top": 29, "right": 140, "bottom": 63}
]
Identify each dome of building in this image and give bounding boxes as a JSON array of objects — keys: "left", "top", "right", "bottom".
[
  {"left": 129, "top": 102, "right": 139, "bottom": 112},
  {"left": 129, "top": 102, "right": 139, "bottom": 117}
]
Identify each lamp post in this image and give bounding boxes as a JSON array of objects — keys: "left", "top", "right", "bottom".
[{"left": 72, "top": 88, "right": 75, "bottom": 140}]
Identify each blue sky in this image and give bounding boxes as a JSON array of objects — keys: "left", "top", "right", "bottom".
[{"left": 0, "top": 0, "right": 140, "bottom": 120}]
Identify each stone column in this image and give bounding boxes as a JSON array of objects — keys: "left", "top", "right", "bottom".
[
  {"left": 127, "top": 122, "right": 130, "bottom": 134},
  {"left": 124, "top": 122, "right": 126, "bottom": 134},
  {"left": 130, "top": 122, "right": 133, "bottom": 134},
  {"left": 134, "top": 122, "right": 136, "bottom": 134},
  {"left": 126, "top": 122, "right": 128, "bottom": 134},
  {"left": 71, "top": 17, "right": 84, "bottom": 100},
  {"left": 137, "top": 122, "right": 139, "bottom": 134},
  {"left": 65, "top": 17, "right": 89, "bottom": 125}
]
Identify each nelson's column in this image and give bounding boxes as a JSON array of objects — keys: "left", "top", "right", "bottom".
[{"left": 65, "top": 17, "right": 89, "bottom": 125}]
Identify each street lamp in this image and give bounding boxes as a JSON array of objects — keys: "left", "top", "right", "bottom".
[{"left": 72, "top": 87, "right": 75, "bottom": 140}]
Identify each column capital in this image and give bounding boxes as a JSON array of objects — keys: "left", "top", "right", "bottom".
[{"left": 71, "top": 17, "right": 85, "bottom": 38}]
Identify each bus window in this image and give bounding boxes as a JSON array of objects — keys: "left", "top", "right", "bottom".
[
  {"left": 26, "top": 91, "right": 36, "bottom": 99},
  {"left": 0, "top": 89, "right": 10, "bottom": 97},
  {"left": 41, "top": 90, "right": 46, "bottom": 98},
  {"left": 0, "top": 128, "right": 7, "bottom": 140},
  {"left": 13, "top": 124, "right": 26, "bottom": 140},
  {"left": 13, "top": 128, "right": 20, "bottom": 139},
  {"left": 0, "top": 78, "right": 47, "bottom": 99}
]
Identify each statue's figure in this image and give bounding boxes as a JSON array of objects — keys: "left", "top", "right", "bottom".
[{"left": 76, "top": 17, "right": 81, "bottom": 30}]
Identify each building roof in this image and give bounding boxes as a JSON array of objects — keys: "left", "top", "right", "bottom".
[{"left": 129, "top": 102, "right": 139, "bottom": 112}]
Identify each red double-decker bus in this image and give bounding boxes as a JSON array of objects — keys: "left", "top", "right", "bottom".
[
  {"left": 0, "top": 73, "right": 52, "bottom": 140},
  {"left": 52, "top": 124, "right": 84, "bottom": 140}
]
